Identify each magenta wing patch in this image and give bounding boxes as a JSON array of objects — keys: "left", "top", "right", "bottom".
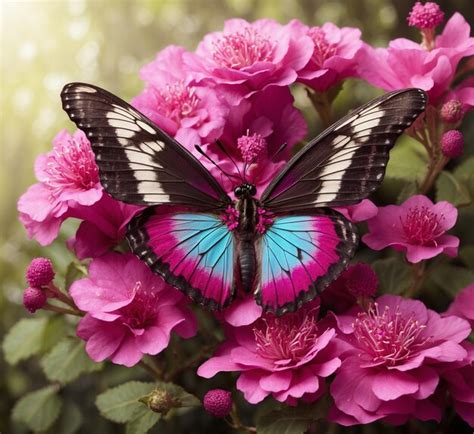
[
  {"left": 257, "top": 212, "right": 358, "bottom": 314},
  {"left": 127, "top": 208, "right": 236, "bottom": 310}
]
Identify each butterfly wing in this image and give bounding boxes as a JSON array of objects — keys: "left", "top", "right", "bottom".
[
  {"left": 260, "top": 88, "right": 427, "bottom": 213},
  {"left": 257, "top": 212, "right": 357, "bottom": 314},
  {"left": 127, "top": 208, "right": 236, "bottom": 309},
  {"left": 61, "top": 82, "right": 231, "bottom": 209}
]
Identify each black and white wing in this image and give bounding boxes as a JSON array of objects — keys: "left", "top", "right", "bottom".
[
  {"left": 260, "top": 89, "right": 427, "bottom": 213},
  {"left": 61, "top": 82, "right": 231, "bottom": 209}
]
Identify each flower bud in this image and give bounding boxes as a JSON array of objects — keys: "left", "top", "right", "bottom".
[
  {"left": 142, "top": 389, "right": 180, "bottom": 415},
  {"left": 26, "top": 257, "right": 55, "bottom": 287},
  {"left": 203, "top": 389, "right": 232, "bottom": 418},
  {"left": 441, "top": 130, "right": 464, "bottom": 158},
  {"left": 440, "top": 100, "right": 463, "bottom": 124},
  {"left": 407, "top": 2, "right": 444, "bottom": 30},
  {"left": 23, "top": 287, "right": 47, "bottom": 313},
  {"left": 344, "top": 263, "right": 378, "bottom": 298}
]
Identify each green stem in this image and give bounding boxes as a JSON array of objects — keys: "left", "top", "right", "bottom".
[
  {"left": 47, "top": 283, "right": 77, "bottom": 309},
  {"left": 164, "top": 344, "right": 214, "bottom": 382},
  {"left": 139, "top": 359, "right": 163, "bottom": 380},
  {"left": 43, "top": 303, "right": 83, "bottom": 316},
  {"left": 405, "top": 261, "right": 426, "bottom": 298},
  {"left": 419, "top": 155, "right": 448, "bottom": 194},
  {"left": 306, "top": 88, "right": 333, "bottom": 128},
  {"left": 228, "top": 404, "right": 257, "bottom": 433}
]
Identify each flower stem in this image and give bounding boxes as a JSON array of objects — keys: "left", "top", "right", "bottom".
[
  {"left": 306, "top": 88, "right": 333, "bottom": 129},
  {"left": 47, "top": 283, "right": 77, "bottom": 309},
  {"left": 405, "top": 261, "right": 426, "bottom": 298},
  {"left": 164, "top": 344, "right": 214, "bottom": 382},
  {"left": 139, "top": 359, "right": 163, "bottom": 380},
  {"left": 419, "top": 155, "right": 448, "bottom": 194},
  {"left": 227, "top": 404, "right": 257, "bottom": 433},
  {"left": 43, "top": 303, "right": 83, "bottom": 316}
]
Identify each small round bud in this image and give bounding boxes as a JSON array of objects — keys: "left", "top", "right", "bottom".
[
  {"left": 203, "top": 389, "right": 232, "bottom": 418},
  {"left": 344, "top": 263, "right": 378, "bottom": 298},
  {"left": 440, "top": 100, "right": 463, "bottom": 123},
  {"left": 23, "top": 287, "right": 47, "bottom": 313},
  {"left": 407, "top": 2, "right": 444, "bottom": 30},
  {"left": 441, "top": 130, "right": 464, "bottom": 158},
  {"left": 145, "top": 389, "right": 180, "bottom": 415},
  {"left": 26, "top": 257, "right": 55, "bottom": 287}
]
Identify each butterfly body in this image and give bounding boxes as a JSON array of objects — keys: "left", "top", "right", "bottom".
[{"left": 61, "top": 83, "right": 427, "bottom": 315}]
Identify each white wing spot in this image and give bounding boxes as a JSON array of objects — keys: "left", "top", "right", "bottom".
[
  {"left": 137, "top": 120, "right": 156, "bottom": 134},
  {"left": 74, "top": 86, "right": 97, "bottom": 93}
]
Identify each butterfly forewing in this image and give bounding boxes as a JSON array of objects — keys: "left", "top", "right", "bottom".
[
  {"left": 260, "top": 88, "right": 427, "bottom": 213},
  {"left": 61, "top": 83, "right": 231, "bottom": 209}
]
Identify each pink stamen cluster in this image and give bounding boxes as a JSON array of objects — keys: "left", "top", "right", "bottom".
[
  {"left": 401, "top": 206, "right": 444, "bottom": 245},
  {"left": 307, "top": 27, "right": 336, "bottom": 68},
  {"left": 156, "top": 81, "right": 200, "bottom": 124},
  {"left": 237, "top": 132, "right": 268, "bottom": 164},
  {"left": 407, "top": 2, "right": 444, "bottom": 30},
  {"left": 221, "top": 205, "right": 240, "bottom": 231},
  {"left": 440, "top": 100, "right": 463, "bottom": 124},
  {"left": 254, "top": 308, "right": 319, "bottom": 366},
  {"left": 353, "top": 303, "right": 429, "bottom": 366},
  {"left": 118, "top": 281, "right": 160, "bottom": 329},
  {"left": 212, "top": 27, "right": 274, "bottom": 69},
  {"left": 256, "top": 207, "right": 273, "bottom": 234},
  {"left": 44, "top": 136, "right": 99, "bottom": 197}
]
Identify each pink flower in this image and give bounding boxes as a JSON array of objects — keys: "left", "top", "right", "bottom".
[
  {"left": 198, "top": 301, "right": 341, "bottom": 405},
  {"left": 335, "top": 199, "right": 378, "bottom": 223},
  {"left": 445, "top": 284, "right": 474, "bottom": 328},
  {"left": 18, "top": 129, "right": 102, "bottom": 245},
  {"left": 132, "top": 46, "right": 229, "bottom": 149},
  {"left": 189, "top": 19, "right": 313, "bottom": 100},
  {"left": 330, "top": 295, "right": 471, "bottom": 425},
  {"left": 359, "top": 12, "right": 474, "bottom": 104},
  {"left": 204, "top": 86, "right": 307, "bottom": 196},
  {"left": 68, "top": 194, "right": 144, "bottom": 260},
  {"left": 362, "top": 195, "right": 459, "bottom": 263},
  {"left": 288, "top": 20, "right": 365, "bottom": 92},
  {"left": 71, "top": 253, "right": 197, "bottom": 367}
]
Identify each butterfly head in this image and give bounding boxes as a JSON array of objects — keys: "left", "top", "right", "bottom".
[{"left": 234, "top": 183, "right": 257, "bottom": 198}]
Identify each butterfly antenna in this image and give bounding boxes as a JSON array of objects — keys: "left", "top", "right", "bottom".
[
  {"left": 194, "top": 145, "right": 240, "bottom": 185},
  {"left": 215, "top": 140, "right": 244, "bottom": 182}
]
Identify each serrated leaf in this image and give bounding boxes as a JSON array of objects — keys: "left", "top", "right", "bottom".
[
  {"left": 372, "top": 257, "right": 412, "bottom": 295},
  {"left": 385, "top": 137, "right": 428, "bottom": 182},
  {"left": 435, "top": 171, "right": 471, "bottom": 206},
  {"left": 429, "top": 264, "right": 474, "bottom": 296},
  {"left": 96, "top": 381, "right": 155, "bottom": 423},
  {"left": 47, "top": 402, "right": 82, "bottom": 434},
  {"left": 12, "top": 385, "right": 62, "bottom": 432},
  {"left": 454, "top": 156, "right": 474, "bottom": 181},
  {"left": 41, "top": 338, "right": 102, "bottom": 385},
  {"left": 2, "top": 317, "right": 48, "bottom": 365},
  {"left": 126, "top": 407, "right": 161, "bottom": 434},
  {"left": 65, "top": 261, "right": 87, "bottom": 291},
  {"left": 41, "top": 315, "right": 69, "bottom": 353}
]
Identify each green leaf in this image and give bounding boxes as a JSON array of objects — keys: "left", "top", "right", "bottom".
[
  {"left": 397, "top": 181, "right": 418, "bottom": 204},
  {"left": 41, "top": 315, "right": 69, "bottom": 353},
  {"left": 372, "top": 257, "right": 412, "bottom": 295},
  {"left": 3, "top": 317, "right": 48, "bottom": 365},
  {"left": 96, "top": 381, "right": 156, "bottom": 423},
  {"left": 429, "top": 264, "right": 474, "bottom": 296},
  {"left": 41, "top": 337, "right": 102, "bottom": 385},
  {"left": 12, "top": 385, "right": 62, "bottom": 432},
  {"left": 47, "top": 402, "right": 82, "bottom": 434},
  {"left": 435, "top": 171, "right": 471, "bottom": 206},
  {"left": 126, "top": 407, "right": 161, "bottom": 434},
  {"left": 385, "top": 137, "right": 428, "bottom": 182},
  {"left": 64, "top": 261, "right": 87, "bottom": 290},
  {"left": 460, "top": 245, "right": 474, "bottom": 269}
]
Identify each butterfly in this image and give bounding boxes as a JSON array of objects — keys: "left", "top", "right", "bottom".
[{"left": 61, "top": 83, "right": 426, "bottom": 315}]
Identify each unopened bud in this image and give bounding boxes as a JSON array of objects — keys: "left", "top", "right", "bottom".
[
  {"left": 203, "top": 389, "right": 232, "bottom": 418},
  {"left": 26, "top": 257, "right": 55, "bottom": 287},
  {"left": 141, "top": 389, "right": 180, "bottom": 415},
  {"left": 441, "top": 129, "right": 464, "bottom": 158},
  {"left": 23, "top": 287, "right": 47, "bottom": 313}
]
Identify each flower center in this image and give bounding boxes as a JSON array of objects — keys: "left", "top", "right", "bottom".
[
  {"left": 221, "top": 205, "right": 240, "bottom": 231},
  {"left": 237, "top": 132, "right": 268, "bottom": 164},
  {"left": 307, "top": 27, "right": 336, "bottom": 68},
  {"left": 44, "top": 135, "right": 99, "bottom": 196},
  {"left": 353, "top": 303, "right": 428, "bottom": 366},
  {"left": 212, "top": 27, "right": 274, "bottom": 69},
  {"left": 254, "top": 309, "right": 319, "bottom": 366},
  {"left": 401, "top": 206, "right": 444, "bottom": 245},
  {"left": 156, "top": 80, "right": 200, "bottom": 124},
  {"left": 119, "top": 281, "right": 160, "bottom": 329}
]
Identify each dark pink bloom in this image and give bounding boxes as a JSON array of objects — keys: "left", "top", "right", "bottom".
[
  {"left": 23, "top": 287, "right": 47, "bottom": 313},
  {"left": 445, "top": 284, "right": 474, "bottom": 329},
  {"left": 441, "top": 129, "right": 464, "bottom": 158},
  {"left": 362, "top": 195, "right": 459, "bottom": 263},
  {"left": 198, "top": 301, "right": 341, "bottom": 405},
  {"left": 18, "top": 129, "right": 102, "bottom": 245},
  {"left": 132, "top": 46, "right": 229, "bottom": 149},
  {"left": 359, "top": 12, "right": 474, "bottom": 104},
  {"left": 407, "top": 2, "right": 444, "bottom": 30},
  {"left": 335, "top": 199, "right": 378, "bottom": 223},
  {"left": 71, "top": 253, "right": 197, "bottom": 367},
  {"left": 288, "top": 20, "right": 365, "bottom": 92},
  {"left": 190, "top": 19, "right": 313, "bottom": 100},
  {"left": 330, "top": 295, "right": 471, "bottom": 425},
  {"left": 204, "top": 86, "right": 307, "bottom": 196},
  {"left": 68, "top": 194, "right": 144, "bottom": 260},
  {"left": 203, "top": 389, "right": 233, "bottom": 418},
  {"left": 26, "top": 257, "right": 55, "bottom": 287}
]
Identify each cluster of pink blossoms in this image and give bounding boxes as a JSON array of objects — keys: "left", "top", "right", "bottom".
[{"left": 17, "top": 1, "right": 474, "bottom": 429}]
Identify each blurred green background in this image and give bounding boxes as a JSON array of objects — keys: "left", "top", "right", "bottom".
[{"left": 1, "top": 0, "right": 473, "bottom": 432}]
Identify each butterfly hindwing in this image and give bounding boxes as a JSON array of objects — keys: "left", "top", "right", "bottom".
[
  {"left": 260, "top": 88, "right": 427, "bottom": 213},
  {"left": 61, "top": 82, "right": 230, "bottom": 209},
  {"left": 127, "top": 208, "right": 236, "bottom": 309},
  {"left": 257, "top": 211, "right": 358, "bottom": 314}
]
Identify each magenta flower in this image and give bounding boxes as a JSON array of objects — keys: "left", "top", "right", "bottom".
[
  {"left": 288, "top": 20, "right": 365, "bottom": 92},
  {"left": 330, "top": 295, "right": 470, "bottom": 425},
  {"left": 442, "top": 76, "right": 474, "bottom": 119},
  {"left": 204, "top": 86, "right": 307, "bottom": 196},
  {"left": 189, "top": 19, "right": 313, "bottom": 100},
  {"left": 359, "top": 12, "right": 474, "bottom": 104},
  {"left": 445, "top": 283, "right": 474, "bottom": 329},
  {"left": 71, "top": 253, "right": 197, "bottom": 367},
  {"left": 362, "top": 195, "right": 459, "bottom": 263},
  {"left": 198, "top": 301, "right": 341, "bottom": 405},
  {"left": 334, "top": 199, "right": 378, "bottom": 223},
  {"left": 68, "top": 194, "right": 144, "bottom": 260},
  {"left": 132, "top": 46, "right": 229, "bottom": 149},
  {"left": 18, "top": 129, "right": 102, "bottom": 245}
]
